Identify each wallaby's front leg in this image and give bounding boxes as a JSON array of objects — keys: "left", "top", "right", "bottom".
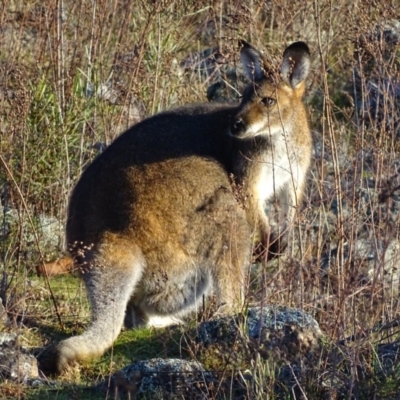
[{"left": 254, "top": 211, "right": 288, "bottom": 262}]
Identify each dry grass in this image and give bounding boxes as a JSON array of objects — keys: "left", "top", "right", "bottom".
[{"left": 1, "top": 0, "right": 400, "bottom": 398}]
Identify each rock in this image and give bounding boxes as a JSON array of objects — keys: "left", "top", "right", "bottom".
[
  {"left": 246, "top": 306, "right": 322, "bottom": 337},
  {"left": 193, "top": 307, "right": 324, "bottom": 397},
  {"left": 196, "top": 306, "right": 323, "bottom": 364},
  {"left": 0, "top": 335, "right": 38, "bottom": 382},
  {"left": 0, "top": 333, "right": 17, "bottom": 345},
  {"left": 98, "top": 308, "right": 323, "bottom": 398},
  {"left": 353, "top": 19, "right": 400, "bottom": 137},
  {"left": 368, "top": 239, "right": 400, "bottom": 290},
  {"left": 0, "top": 206, "right": 64, "bottom": 262},
  {"left": 357, "top": 78, "right": 400, "bottom": 137},
  {"left": 86, "top": 81, "right": 145, "bottom": 126},
  {"left": 180, "top": 47, "right": 224, "bottom": 79},
  {"left": 377, "top": 340, "right": 400, "bottom": 375},
  {"left": 180, "top": 47, "right": 247, "bottom": 103},
  {"left": 322, "top": 237, "right": 400, "bottom": 292},
  {"left": 99, "top": 358, "right": 214, "bottom": 399}
]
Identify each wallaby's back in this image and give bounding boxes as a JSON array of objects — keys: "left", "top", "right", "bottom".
[{"left": 67, "top": 104, "right": 238, "bottom": 245}]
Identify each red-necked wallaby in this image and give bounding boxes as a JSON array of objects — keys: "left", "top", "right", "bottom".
[{"left": 40, "top": 40, "right": 312, "bottom": 374}]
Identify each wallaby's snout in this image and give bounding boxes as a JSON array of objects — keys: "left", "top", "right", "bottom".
[{"left": 231, "top": 116, "right": 245, "bottom": 136}]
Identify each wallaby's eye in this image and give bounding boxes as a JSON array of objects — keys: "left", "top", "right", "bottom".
[{"left": 261, "top": 97, "right": 276, "bottom": 107}]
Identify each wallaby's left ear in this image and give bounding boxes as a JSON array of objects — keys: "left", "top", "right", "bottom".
[
  {"left": 239, "top": 40, "right": 266, "bottom": 82},
  {"left": 281, "top": 42, "right": 310, "bottom": 89}
]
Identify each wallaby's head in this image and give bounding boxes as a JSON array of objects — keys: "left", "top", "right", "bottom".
[{"left": 231, "top": 41, "right": 311, "bottom": 139}]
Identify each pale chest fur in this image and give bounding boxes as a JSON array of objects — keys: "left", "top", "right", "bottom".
[{"left": 252, "top": 130, "right": 303, "bottom": 205}]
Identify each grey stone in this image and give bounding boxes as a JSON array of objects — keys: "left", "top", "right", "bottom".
[
  {"left": 180, "top": 47, "right": 247, "bottom": 103},
  {"left": 367, "top": 238, "right": 400, "bottom": 290},
  {"left": 0, "top": 338, "right": 38, "bottom": 382},
  {"left": 353, "top": 19, "right": 400, "bottom": 137},
  {"left": 99, "top": 358, "right": 214, "bottom": 399},
  {"left": 196, "top": 306, "right": 323, "bottom": 363},
  {"left": 0, "top": 206, "right": 64, "bottom": 259},
  {"left": 322, "top": 237, "right": 400, "bottom": 292},
  {"left": 246, "top": 306, "right": 322, "bottom": 338},
  {"left": 357, "top": 78, "right": 400, "bottom": 137},
  {"left": 180, "top": 47, "right": 223, "bottom": 79},
  {"left": 377, "top": 340, "right": 400, "bottom": 375},
  {"left": 97, "top": 307, "right": 324, "bottom": 398},
  {"left": 0, "top": 333, "right": 16, "bottom": 345}
]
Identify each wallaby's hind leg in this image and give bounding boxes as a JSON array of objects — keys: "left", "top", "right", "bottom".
[
  {"left": 40, "top": 237, "right": 145, "bottom": 374},
  {"left": 124, "top": 300, "right": 184, "bottom": 329},
  {"left": 124, "top": 267, "right": 212, "bottom": 328},
  {"left": 124, "top": 207, "right": 250, "bottom": 326}
]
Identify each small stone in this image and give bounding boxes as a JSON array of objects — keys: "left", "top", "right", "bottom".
[
  {"left": 99, "top": 358, "right": 214, "bottom": 399},
  {"left": 0, "top": 339, "right": 39, "bottom": 382},
  {"left": 196, "top": 306, "right": 323, "bottom": 361}
]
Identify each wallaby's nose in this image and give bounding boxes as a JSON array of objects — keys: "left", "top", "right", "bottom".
[{"left": 232, "top": 117, "right": 245, "bottom": 136}]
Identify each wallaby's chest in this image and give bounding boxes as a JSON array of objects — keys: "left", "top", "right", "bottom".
[{"left": 240, "top": 133, "right": 301, "bottom": 204}]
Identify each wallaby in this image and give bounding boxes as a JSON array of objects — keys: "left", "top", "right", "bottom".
[{"left": 40, "top": 40, "right": 312, "bottom": 374}]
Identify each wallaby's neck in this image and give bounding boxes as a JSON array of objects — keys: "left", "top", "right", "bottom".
[{"left": 231, "top": 135, "right": 271, "bottom": 182}]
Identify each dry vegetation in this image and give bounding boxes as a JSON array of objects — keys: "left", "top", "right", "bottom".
[{"left": 1, "top": 0, "right": 400, "bottom": 398}]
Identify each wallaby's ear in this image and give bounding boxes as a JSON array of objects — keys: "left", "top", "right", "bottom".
[
  {"left": 281, "top": 42, "right": 310, "bottom": 89},
  {"left": 239, "top": 40, "right": 266, "bottom": 81}
]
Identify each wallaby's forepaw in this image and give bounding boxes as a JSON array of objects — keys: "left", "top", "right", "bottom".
[
  {"left": 267, "top": 231, "right": 288, "bottom": 259},
  {"left": 253, "top": 232, "right": 288, "bottom": 263},
  {"left": 146, "top": 315, "right": 184, "bottom": 328}
]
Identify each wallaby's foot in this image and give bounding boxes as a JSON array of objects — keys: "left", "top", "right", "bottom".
[
  {"left": 39, "top": 332, "right": 122, "bottom": 375},
  {"left": 39, "top": 333, "right": 111, "bottom": 375},
  {"left": 38, "top": 342, "right": 77, "bottom": 375},
  {"left": 146, "top": 315, "right": 184, "bottom": 328}
]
